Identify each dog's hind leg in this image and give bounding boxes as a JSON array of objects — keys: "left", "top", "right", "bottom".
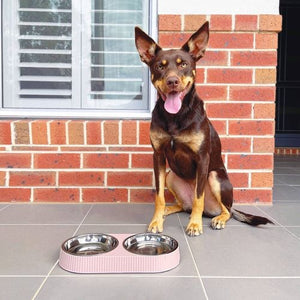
[
  {"left": 164, "top": 171, "right": 194, "bottom": 216},
  {"left": 208, "top": 170, "right": 232, "bottom": 230}
]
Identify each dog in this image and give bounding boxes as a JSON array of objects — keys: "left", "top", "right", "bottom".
[{"left": 135, "top": 22, "right": 273, "bottom": 236}]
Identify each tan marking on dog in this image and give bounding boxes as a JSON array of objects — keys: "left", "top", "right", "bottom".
[
  {"left": 176, "top": 57, "right": 182, "bottom": 64},
  {"left": 162, "top": 59, "right": 167, "bottom": 65},
  {"left": 150, "top": 129, "right": 170, "bottom": 151},
  {"left": 192, "top": 70, "right": 196, "bottom": 77},
  {"left": 151, "top": 74, "right": 154, "bottom": 81},
  {"left": 208, "top": 171, "right": 231, "bottom": 229},
  {"left": 175, "top": 131, "right": 205, "bottom": 153}
]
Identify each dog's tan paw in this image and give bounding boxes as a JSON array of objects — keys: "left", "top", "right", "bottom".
[
  {"left": 186, "top": 221, "right": 203, "bottom": 237},
  {"left": 211, "top": 216, "right": 226, "bottom": 230},
  {"left": 147, "top": 218, "right": 164, "bottom": 233}
]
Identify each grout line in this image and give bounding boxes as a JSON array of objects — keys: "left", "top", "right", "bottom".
[
  {"left": 177, "top": 214, "right": 209, "bottom": 300},
  {"left": 255, "top": 206, "right": 300, "bottom": 242},
  {"left": 31, "top": 204, "right": 94, "bottom": 300}
]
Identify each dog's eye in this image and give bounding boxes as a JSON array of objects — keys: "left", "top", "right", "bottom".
[
  {"left": 156, "top": 64, "right": 164, "bottom": 71},
  {"left": 180, "top": 62, "right": 187, "bottom": 68}
]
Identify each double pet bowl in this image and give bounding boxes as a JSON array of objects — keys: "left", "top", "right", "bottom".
[{"left": 59, "top": 233, "right": 180, "bottom": 273}]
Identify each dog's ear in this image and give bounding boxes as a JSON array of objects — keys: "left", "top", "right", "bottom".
[
  {"left": 181, "top": 21, "right": 209, "bottom": 61},
  {"left": 135, "top": 27, "right": 161, "bottom": 65}
]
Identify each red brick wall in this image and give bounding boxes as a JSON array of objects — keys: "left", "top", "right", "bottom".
[{"left": 0, "top": 14, "right": 282, "bottom": 203}]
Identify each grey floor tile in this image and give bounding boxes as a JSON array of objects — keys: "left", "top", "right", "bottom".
[
  {"left": 287, "top": 227, "right": 300, "bottom": 238},
  {"left": 83, "top": 203, "right": 154, "bottom": 225},
  {"left": 274, "top": 175, "right": 300, "bottom": 186},
  {"left": 273, "top": 185, "right": 300, "bottom": 202},
  {"left": 0, "top": 225, "right": 77, "bottom": 275},
  {"left": 187, "top": 226, "right": 300, "bottom": 277},
  {"left": 203, "top": 278, "right": 300, "bottom": 300},
  {"left": 35, "top": 277, "right": 207, "bottom": 300},
  {"left": 0, "top": 204, "right": 92, "bottom": 224},
  {"left": 259, "top": 203, "right": 300, "bottom": 226},
  {"left": 0, "top": 277, "right": 44, "bottom": 300}
]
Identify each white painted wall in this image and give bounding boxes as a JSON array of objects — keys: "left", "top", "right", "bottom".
[{"left": 158, "top": 0, "right": 280, "bottom": 15}]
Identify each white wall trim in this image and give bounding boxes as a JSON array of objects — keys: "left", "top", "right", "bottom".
[{"left": 158, "top": 0, "right": 280, "bottom": 15}]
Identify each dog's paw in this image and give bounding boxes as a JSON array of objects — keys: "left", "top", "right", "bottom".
[
  {"left": 211, "top": 216, "right": 226, "bottom": 230},
  {"left": 186, "top": 221, "right": 203, "bottom": 237},
  {"left": 147, "top": 218, "right": 164, "bottom": 233}
]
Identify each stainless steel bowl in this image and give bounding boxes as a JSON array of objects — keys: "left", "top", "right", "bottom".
[
  {"left": 123, "top": 233, "right": 178, "bottom": 255},
  {"left": 62, "top": 233, "right": 118, "bottom": 256}
]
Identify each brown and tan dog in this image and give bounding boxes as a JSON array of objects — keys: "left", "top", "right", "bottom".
[{"left": 135, "top": 22, "right": 273, "bottom": 236}]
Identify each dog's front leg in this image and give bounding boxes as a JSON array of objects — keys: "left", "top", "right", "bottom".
[
  {"left": 186, "top": 154, "right": 209, "bottom": 236},
  {"left": 148, "top": 151, "right": 166, "bottom": 233}
]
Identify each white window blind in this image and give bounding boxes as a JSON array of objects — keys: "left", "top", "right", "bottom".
[{"left": 2, "top": 0, "right": 152, "bottom": 113}]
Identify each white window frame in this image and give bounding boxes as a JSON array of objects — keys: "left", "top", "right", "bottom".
[{"left": 0, "top": 0, "right": 158, "bottom": 119}]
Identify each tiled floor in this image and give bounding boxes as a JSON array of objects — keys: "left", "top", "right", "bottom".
[{"left": 1, "top": 155, "right": 300, "bottom": 300}]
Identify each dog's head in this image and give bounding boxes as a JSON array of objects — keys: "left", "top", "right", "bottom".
[{"left": 135, "top": 22, "right": 209, "bottom": 114}]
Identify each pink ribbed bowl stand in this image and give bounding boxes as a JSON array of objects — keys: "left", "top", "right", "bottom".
[{"left": 59, "top": 234, "right": 180, "bottom": 274}]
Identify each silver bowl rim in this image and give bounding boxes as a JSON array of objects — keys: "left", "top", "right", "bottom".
[
  {"left": 61, "top": 233, "right": 119, "bottom": 256},
  {"left": 122, "top": 232, "right": 179, "bottom": 255}
]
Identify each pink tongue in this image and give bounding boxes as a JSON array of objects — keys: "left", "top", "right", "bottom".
[{"left": 164, "top": 92, "right": 182, "bottom": 114}]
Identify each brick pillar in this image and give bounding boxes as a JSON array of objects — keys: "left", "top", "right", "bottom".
[{"left": 159, "top": 14, "right": 282, "bottom": 203}]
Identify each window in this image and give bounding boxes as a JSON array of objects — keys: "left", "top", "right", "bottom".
[{"left": 1, "top": 0, "right": 157, "bottom": 118}]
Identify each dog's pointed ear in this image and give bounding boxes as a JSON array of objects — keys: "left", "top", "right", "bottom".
[
  {"left": 181, "top": 21, "right": 209, "bottom": 61},
  {"left": 135, "top": 27, "right": 161, "bottom": 65}
]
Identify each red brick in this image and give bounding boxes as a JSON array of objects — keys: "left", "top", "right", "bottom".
[
  {"left": 32, "top": 121, "right": 48, "bottom": 145},
  {"left": 195, "top": 68, "right": 205, "bottom": 83},
  {"left": 83, "top": 153, "right": 129, "bottom": 168},
  {"left": 131, "top": 153, "right": 153, "bottom": 168},
  {"left": 13, "top": 147, "right": 58, "bottom": 154},
  {"left": 231, "top": 51, "right": 277, "bottom": 66},
  {"left": 122, "top": 121, "right": 137, "bottom": 145},
  {"left": 210, "top": 15, "right": 232, "bottom": 31},
  {"left": 207, "top": 69, "right": 252, "bottom": 84},
  {"left": 229, "top": 120, "right": 274, "bottom": 136},
  {"left": 220, "top": 137, "right": 251, "bottom": 153},
  {"left": 0, "top": 121, "right": 11, "bottom": 144},
  {"left": 233, "top": 188, "right": 272, "bottom": 203},
  {"left": 9, "top": 171, "right": 56, "bottom": 186},
  {"left": 206, "top": 103, "right": 252, "bottom": 119},
  {"left": 210, "top": 120, "right": 227, "bottom": 135},
  {"left": 184, "top": 15, "right": 207, "bottom": 31},
  {"left": 0, "top": 153, "right": 31, "bottom": 168},
  {"left": 256, "top": 33, "right": 278, "bottom": 49},
  {"left": 82, "top": 188, "right": 128, "bottom": 202},
  {"left": 197, "top": 86, "right": 227, "bottom": 101},
  {"left": 68, "top": 121, "right": 84, "bottom": 145},
  {"left": 59, "top": 171, "right": 104, "bottom": 186},
  {"left": 209, "top": 33, "right": 254, "bottom": 49},
  {"left": 228, "top": 154, "right": 273, "bottom": 170},
  {"left": 0, "top": 172, "right": 6, "bottom": 185},
  {"left": 159, "top": 15, "right": 181, "bottom": 31},
  {"left": 253, "top": 103, "right": 275, "bottom": 119},
  {"left": 251, "top": 172, "right": 273, "bottom": 188},
  {"left": 34, "top": 153, "right": 80, "bottom": 169},
  {"left": 14, "top": 121, "right": 30, "bottom": 144},
  {"left": 50, "top": 121, "right": 66, "bottom": 144},
  {"left": 130, "top": 189, "right": 175, "bottom": 203},
  {"left": 61, "top": 146, "right": 106, "bottom": 152},
  {"left": 197, "top": 50, "right": 228, "bottom": 66},
  {"left": 34, "top": 188, "right": 79, "bottom": 202},
  {"left": 104, "top": 121, "right": 119, "bottom": 144},
  {"left": 139, "top": 121, "right": 151, "bottom": 145},
  {"left": 107, "top": 172, "right": 153, "bottom": 187},
  {"left": 259, "top": 15, "right": 282, "bottom": 32},
  {"left": 86, "top": 121, "right": 102, "bottom": 145},
  {"left": 108, "top": 146, "right": 152, "bottom": 152},
  {"left": 235, "top": 15, "right": 258, "bottom": 31},
  {"left": 0, "top": 188, "right": 31, "bottom": 202},
  {"left": 229, "top": 86, "right": 275, "bottom": 101},
  {"left": 255, "top": 68, "right": 277, "bottom": 84},
  {"left": 159, "top": 32, "right": 190, "bottom": 48},
  {"left": 253, "top": 137, "right": 274, "bottom": 153},
  {"left": 228, "top": 172, "right": 249, "bottom": 188}
]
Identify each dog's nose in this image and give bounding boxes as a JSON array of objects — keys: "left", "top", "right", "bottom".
[{"left": 167, "top": 77, "right": 179, "bottom": 88}]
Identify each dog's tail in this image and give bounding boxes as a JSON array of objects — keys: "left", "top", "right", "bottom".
[{"left": 231, "top": 208, "right": 274, "bottom": 226}]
